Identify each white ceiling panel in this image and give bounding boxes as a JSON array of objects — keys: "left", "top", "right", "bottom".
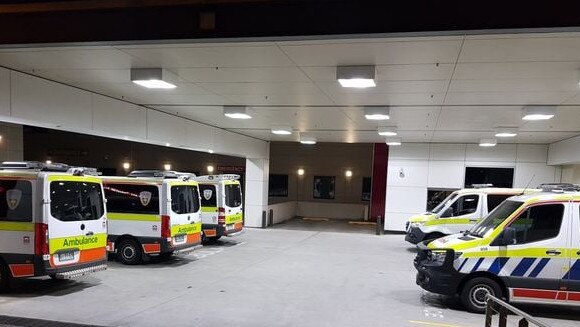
[
  {"left": 449, "top": 79, "right": 579, "bottom": 93},
  {"left": 221, "top": 93, "right": 333, "bottom": 106},
  {"left": 453, "top": 62, "right": 580, "bottom": 80},
  {"left": 199, "top": 82, "right": 321, "bottom": 95},
  {"left": 301, "top": 63, "right": 454, "bottom": 82},
  {"left": 460, "top": 37, "right": 580, "bottom": 63},
  {"left": 444, "top": 91, "right": 575, "bottom": 105},
  {"left": 328, "top": 92, "right": 445, "bottom": 106},
  {"left": 341, "top": 106, "right": 440, "bottom": 130},
  {"left": 175, "top": 67, "right": 310, "bottom": 83},
  {"left": 279, "top": 40, "right": 462, "bottom": 66},
  {"left": 118, "top": 45, "right": 294, "bottom": 68},
  {"left": 436, "top": 106, "right": 522, "bottom": 131},
  {"left": 316, "top": 80, "right": 448, "bottom": 95}
]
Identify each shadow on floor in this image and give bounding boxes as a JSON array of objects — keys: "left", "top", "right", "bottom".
[{"left": 270, "top": 217, "right": 376, "bottom": 234}]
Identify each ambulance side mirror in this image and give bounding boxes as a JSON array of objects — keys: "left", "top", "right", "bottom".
[{"left": 501, "top": 227, "right": 517, "bottom": 246}]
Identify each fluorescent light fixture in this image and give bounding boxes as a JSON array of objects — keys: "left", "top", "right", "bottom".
[
  {"left": 345, "top": 170, "right": 353, "bottom": 177},
  {"left": 386, "top": 137, "right": 402, "bottom": 146},
  {"left": 122, "top": 162, "right": 131, "bottom": 170},
  {"left": 337, "top": 65, "right": 376, "bottom": 88},
  {"left": 479, "top": 138, "right": 497, "bottom": 147},
  {"left": 224, "top": 106, "right": 252, "bottom": 119},
  {"left": 494, "top": 127, "right": 518, "bottom": 138},
  {"left": 131, "top": 68, "right": 177, "bottom": 89},
  {"left": 522, "top": 106, "right": 555, "bottom": 121},
  {"left": 208, "top": 149, "right": 214, "bottom": 154},
  {"left": 297, "top": 168, "right": 305, "bottom": 176},
  {"left": 364, "top": 106, "right": 390, "bottom": 120},
  {"left": 378, "top": 126, "right": 397, "bottom": 136},
  {"left": 45, "top": 160, "right": 52, "bottom": 165},
  {"left": 165, "top": 143, "right": 171, "bottom": 147},
  {"left": 300, "top": 135, "right": 317, "bottom": 145},
  {"left": 163, "top": 163, "right": 172, "bottom": 171},
  {"left": 207, "top": 165, "right": 215, "bottom": 173},
  {"left": 271, "top": 125, "right": 293, "bottom": 135}
]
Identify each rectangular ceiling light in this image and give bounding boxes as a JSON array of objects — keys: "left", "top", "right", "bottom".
[
  {"left": 224, "top": 106, "right": 252, "bottom": 119},
  {"left": 378, "top": 126, "right": 397, "bottom": 136},
  {"left": 364, "top": 106, "right": 390, "bottom": 120},
  {"left": 131, "top": 68, "right": 177, "bottom": 89},
  {"left": 522, "top": 106, "right": 556, "bottom": 121},
  {"left": 337, "top": 65, "right": 376, "bottom": 88},
  {"left": 494, "top": 127, "right": 518, "bottom": 138},
  {"left": 385, "top": 137, "right": 402, "bottom": 146},
  {"left": 300, "top": 135, "right": 317, "bottom": 145},
  {"left": 271, "top": 125, "right": 293, "bottom": 135},
  {"left": 479, "top": 138, "right": 497, "bottom": 147}
]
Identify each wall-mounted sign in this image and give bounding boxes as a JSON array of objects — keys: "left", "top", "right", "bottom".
[{"left": 217, "top": 165, "right": 245, "bottom": 173}]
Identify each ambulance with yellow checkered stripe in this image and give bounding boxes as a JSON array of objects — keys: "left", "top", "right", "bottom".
[
  {"left": 414, "top": 185, "right": 580, "bottom": 313},
  {"left": 405, "top": 187, "right": 539, "bottom": 245},
  {"left": 101, "top": 170, "right": 202, "bottom": 265},
  {"left": 0, "top": 161, "right": 107, "bottom": 289},
  {"left": 197, "top": 175, "right": 244, "bottom": 243}
]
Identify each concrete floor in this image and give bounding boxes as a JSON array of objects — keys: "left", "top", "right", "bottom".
[{"left": 0, "top": 227, "right": 579, "bottom": 327}]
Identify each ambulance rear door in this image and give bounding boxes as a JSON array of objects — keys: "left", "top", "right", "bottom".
[
  {"left": 165, "top": 181, "right": 202, "bottom": 247},
  {"left": 199, "top": 183, "right": 218, "bottom": 225},
  {"left": 222, "top": 181, "right": 243, "bottom": 231},
  {"left": 46, "top": 175, "right": 107, "bottom": 267}
]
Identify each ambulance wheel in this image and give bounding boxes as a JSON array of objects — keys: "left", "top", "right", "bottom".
[
  {"left": 460, "top": 277, "right": 502, "bottom": 314},
  {"left": 118, "top": 239, "right": 142, "bottom": 265}
]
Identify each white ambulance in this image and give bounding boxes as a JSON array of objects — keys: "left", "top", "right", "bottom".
[
  {"left": 405, "top": 187, "right": 539, "bottom": 245},
  {"left": 197, "top": 175, "right": 244, "bottom": 243},
  {"left": 415, "top": 185, "right": 580, "bottom": 313},
  {"left": 101, "top": 170, "right": 202, "bottom": 265},
  {"left": 0, "top": 161, "right": 107, "bottom": 289}
]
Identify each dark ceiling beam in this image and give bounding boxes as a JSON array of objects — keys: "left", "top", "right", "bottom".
[{"left": 1, "top": 1, "right": 580, "bottom": 45}]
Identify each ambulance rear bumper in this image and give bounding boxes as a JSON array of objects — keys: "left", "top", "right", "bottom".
[{"left": 44, "top": 259, "right": 108, "bottom": 279}]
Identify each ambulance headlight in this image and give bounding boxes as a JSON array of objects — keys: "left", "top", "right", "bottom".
[
  {"left": 410, "top": 222, "right": 423, "bottom": 228},
  {"left": 428, "top": 250, "right": 447, "bottom": 265}
]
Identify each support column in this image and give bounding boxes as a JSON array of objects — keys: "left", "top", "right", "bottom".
[
  {"left": 370, "top": 143, "right": 388, "bottom": 224},
  {"left": 244, "top": 158, "right": 269, "bottom": 227}
]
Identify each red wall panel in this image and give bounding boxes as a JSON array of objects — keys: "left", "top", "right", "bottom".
[{"left": 370, "top": 143, "right": 388, "bottom": 222}]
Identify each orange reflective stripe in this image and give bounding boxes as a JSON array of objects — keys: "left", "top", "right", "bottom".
[
  {"left": 187, "top": 233, "right": 201, "bottom": 244},
  {"left": 234, "top": 222, "right": 243, "bottom": 230},
  {"left": 9, "top": 264, "right": 35, "bottom": 278},
  {"left": 204, "top": 229, "right": 217, "bottom": 237},
  {"left": 142, "top": 243, "right": 161, "bottom": 254},
  {"left": 79, "top": 247, "right": 107, "bottom": 263}
]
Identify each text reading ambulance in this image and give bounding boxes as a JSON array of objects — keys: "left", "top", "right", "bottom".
[
  {"left": 197, "top": 175, "right": 243, "bottom": 242},
  {"left": 101, "top": 170, "right": 202, "bottom": 265},
  {"left": 0, "top": 161, "right": 107, "bottom": 288},
  {"left": 406, "top": 187, "right": 538, "bottom": 245},
  {"left": 415, "top": 185, "right": 580, "bottom": 313}
]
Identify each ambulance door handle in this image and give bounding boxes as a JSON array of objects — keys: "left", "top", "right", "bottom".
[
  {"left": 546, "top": 250, "right": 561, "bottom": 256},
  {"left": 576, "top": 251, "right": 580, "bottom": 256},
  {"left": 85, "top": 231, "right": 94, "bottom": 236}
]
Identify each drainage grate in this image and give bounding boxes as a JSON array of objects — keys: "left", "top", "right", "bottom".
[{"left": 0, "top": 316, "right": 106, "bottom": 327}]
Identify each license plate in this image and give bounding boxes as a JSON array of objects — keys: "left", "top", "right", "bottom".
[
  {"left": 58, "top": 252, "right": 75, "bottom": 262},
  {"left": 174, "top": 235, "right": 185, "bottom": 243}
]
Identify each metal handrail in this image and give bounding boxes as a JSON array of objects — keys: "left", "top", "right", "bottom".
[{"left": 485, "top": 295, "right": 551, "bottom": 327}]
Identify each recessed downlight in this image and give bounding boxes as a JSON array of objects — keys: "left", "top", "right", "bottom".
[
  {"left": 300, "top": 135, "right": 317, "bottom": 145},
  {"left": 494, "top": 127, "right": 518, "bottom": 138},
  {"left": 224, "top": 106, "right": 252, "bottom": 119},
  {"left": 386, "top": 137, "right": 402, "bottom": 146},
  {"left": 131, "top": 68, "right": 177, "bottom": 89}
]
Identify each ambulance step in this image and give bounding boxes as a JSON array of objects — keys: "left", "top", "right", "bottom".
[{"left": 54, "top": 264, "right": 107, "bottom": 279}]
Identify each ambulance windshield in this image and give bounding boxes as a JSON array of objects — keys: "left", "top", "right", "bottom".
[
  {"left": 50, "top": 181, "right": 104, "bottom": 221},
  {"left": 470, "top": 200, "right": 523, "bottom": 238},
  {"left": 431, "top": 193, "right": 458, "bottom": 214}
]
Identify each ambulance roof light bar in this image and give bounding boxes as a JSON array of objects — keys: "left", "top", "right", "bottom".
[
  {"left": 471, "top": 183, "right": 494, "bottom": 188},
  {"left": 0, "top": 161, "right": 99, "bottom": 176},
  {"left": 195, "top": 174, "right": 240, "bottom": 182},
  {"left": 127, "top": 170, "right": 180, "bottom": 179},
  {"left": 174, "top": 172, "right": 197, "bottom": 181},
  {"left": 538, "top": 183, "right": 580, "bottom": 193}
]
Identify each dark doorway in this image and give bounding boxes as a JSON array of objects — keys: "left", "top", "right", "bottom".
[{"left": 464, "top": 167, "right": 514, "bottom": 188}]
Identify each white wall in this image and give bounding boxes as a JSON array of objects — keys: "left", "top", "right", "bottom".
[
  {"left": 0, "top": 122, "right": 22, "bottom": 161},
  {"left": 548, "top": 135, "right": 580, "bottom": 165},
  {"left": 561, "top": 165, "right": 580, "bottom": 184},
  {"left": 384, "top": 143, "right": 560, "bottom": 231},
  {"left": 0, "top": 68, "right": 269, "bottom": 160},
  {"left": 268, "top": 201, "right": 298, "bottom": 224}
]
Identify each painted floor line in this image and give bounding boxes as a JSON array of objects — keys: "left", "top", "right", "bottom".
[{"left": 408, "top": 320, "right": 469, "bottom": 327}]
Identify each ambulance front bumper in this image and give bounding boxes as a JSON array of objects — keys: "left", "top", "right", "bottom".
[
  {"left": 414, "top": 243, "right": 462, "bottom": 296},
  {"left": 405, "top": 226, "right": 425, "bottom": 244}
]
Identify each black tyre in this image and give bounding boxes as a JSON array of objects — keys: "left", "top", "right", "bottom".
[
  {"left": 460, "top": 277, "right": 503, "bottom": 313},
  {"left": 0, "top": 261, "right": 9, "bottom": 291},
  {"left": 117, "top": 239, "right": 143, "bottom": 265}
]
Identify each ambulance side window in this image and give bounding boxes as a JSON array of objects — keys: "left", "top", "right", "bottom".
[
  {"left": 104, "top": 184, "right": 160, "bottom": 214},
  {"left": 487, "top": 195, "right": 511, "bottom": 212},
  {"left": 441, "top": 194, "right": 479, "bottom": 217},
  {"left": 199, "top": 185, "right": 217, "bottom": 207},
  {"left": 0, "top": 180, "right": 32, "bottom": 222},
  {"left": 509, "top": 204, "right": 564, "bottom": 244}
]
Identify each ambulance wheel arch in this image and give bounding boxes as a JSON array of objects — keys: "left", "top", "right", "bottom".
[
  {"left": 0, "top": 258, "right": 9, "bottom": 290},
  {"left": 459, "top": 275, "right": 505, "bottom": 313}
]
